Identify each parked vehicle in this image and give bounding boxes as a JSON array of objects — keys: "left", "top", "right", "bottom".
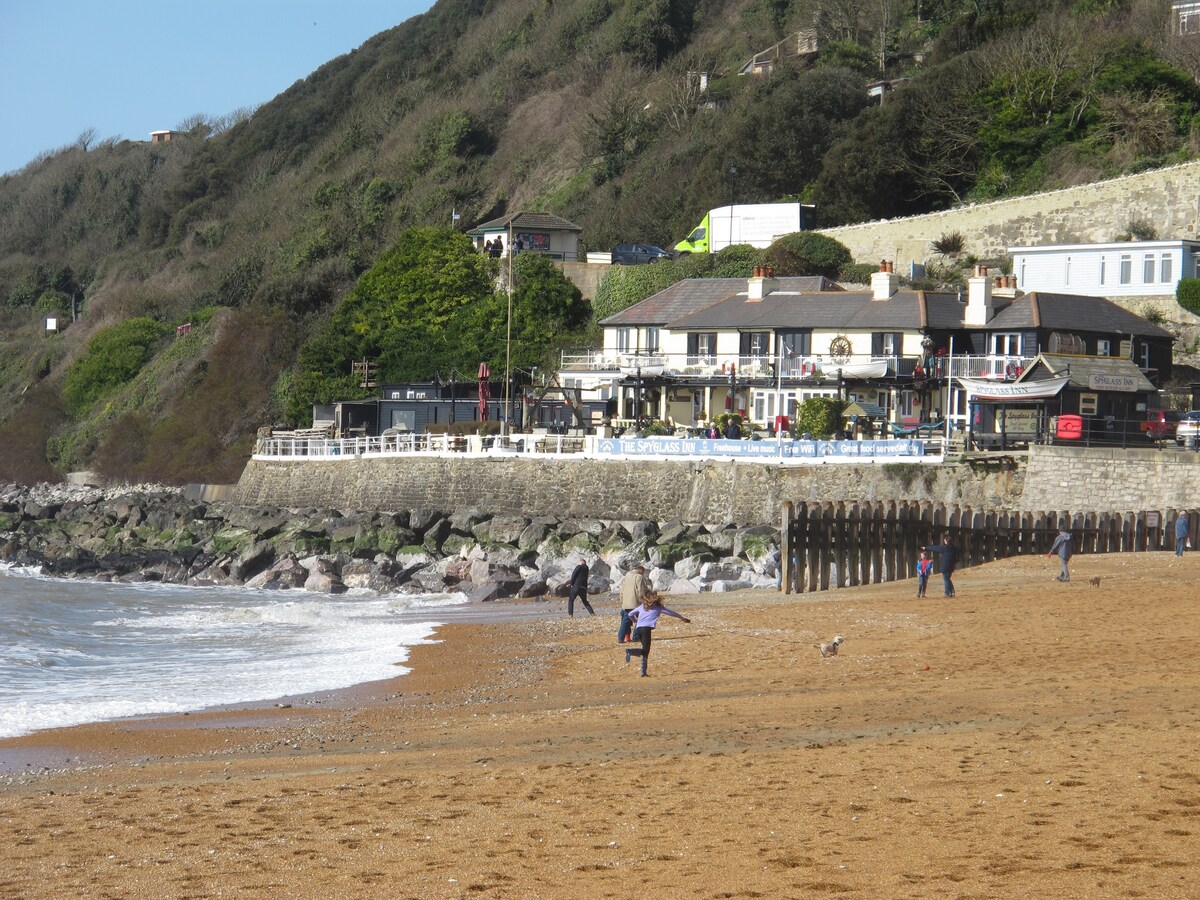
[
  {"left": 674, "top": 202, "right": 817, "bottom": 255},
  {"left": 611, "top": 243, "right": 671, "bottom": 265},
  {"left": 1143, "top": 408, "right": 1183, "bottom": 441},
  {"left": 1175, "top": 410, "right": 1200, "bottom": 446}
]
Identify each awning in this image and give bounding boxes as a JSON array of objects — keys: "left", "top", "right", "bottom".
[{"left": 956, "top": 375, "right": 1069, "bottom": 402}]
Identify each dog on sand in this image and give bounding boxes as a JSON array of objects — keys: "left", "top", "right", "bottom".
[
  {"left": 1089, "top": 576, "right": 1101, "bottom": 588},
  {"left": 814, "top": 635, "right": 844, "bottom": 658}
]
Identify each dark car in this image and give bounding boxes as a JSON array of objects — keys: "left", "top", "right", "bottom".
[
  {"left": 611, "top": 243, "right": 671, "bottom": 265},
  {"left": 1143, "top": 408, "right": 1183, "bottom": 441}
]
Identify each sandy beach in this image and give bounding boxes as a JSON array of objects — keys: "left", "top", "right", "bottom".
[{"left": 2, "top": 552, "right": 1199, "bottom": 898}]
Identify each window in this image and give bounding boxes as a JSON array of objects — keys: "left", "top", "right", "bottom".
[
  {"left": 1141, "top": 342, "right": 1151, "bottom": 369},
  {"left": 1144, "top": 253, "right": 1156, "bottom": 283},
  {"left": 646, "top": 326, "right": 660, "bottom": 354},
  {"left": 872, "top": 332, "right": 902, "bottom": 357},
  {"left": 616, "top": 327, "right": 631, "bottom": 353},
  {"left": 1161, "top": 254, "right": 1173, "bottom": 283},
  {"left": 899, "top": 390, "right": 915, "bottom": 418},
  {"left": 1120, "top": 254, "right": 1132, "bottom": 284},
  {"left": 1079, "top": 393, "right": 1099, "bottom": 416},
  {"left": 991, "top": 333, "right": 1021, "bottom": 355},
  {"left": 740, "top": 331, "right": 770, "bottom": 358},
  {"left": 1065, "top": 255, "right": 1071, "bottom": 285},
  {"left": 1099, "top": 256, "right": 1106, "bottom": 285},
  {"left": 687, "top": 332, "right": 717, "bottom": 365},
  {"left": 1096, "top": 338, "right": 1111, "bottom": 357}
]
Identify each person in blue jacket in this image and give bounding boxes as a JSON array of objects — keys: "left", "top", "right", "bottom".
[
  {"left": 1176, "top": 513, "right": 1190, "bottom": 557},
  {"left": 915, "top": 550, "right": 934, "bottom": 598},
  {"left": 1048, "top": 528, "right": 1073, "bottom": 582}
]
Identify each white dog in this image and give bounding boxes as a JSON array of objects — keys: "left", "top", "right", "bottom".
[{"left": 815, "top": 635, "right": 844, "bottom": 658}]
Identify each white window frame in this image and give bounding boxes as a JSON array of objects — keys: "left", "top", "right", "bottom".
[
  {"left": 1120, "top": 254, "right": 1132, "bottom": 285},
  {"left": 991, "top": 333, "right": 1021, "bottom": 355},
  {"left": 1161, "top": 254, "right": 1173, "bottom": 284},
  {"left": 1143, "top": 253, "right": 1156, "bottom": 284},
  {"left": 1099, "top": 255, "right": 1106, "bottom": 285},
  {"left": 616, "top": 327, "right": 631, "bottom": 354},
  {"left": 1096, "top": 338, "right": 1111, "bottom": 357}
]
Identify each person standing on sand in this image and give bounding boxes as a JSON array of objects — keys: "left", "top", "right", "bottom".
[
  {"left": 618, "top": 564, "right": 651, "bottom": 643},
  {"left": 916, "top": 550, "right": 933, "bottom": 598},
  {"left": 625, "top": 596, "right": 690, "bottom": 677},
  {"left": 1176, "top": 513, "right": 1190, "bottom": 557},
  {"left": 924, "top": 534, "right": 958, "bottom": 597},
  {"left": 566, "top": 559, "right": 595, "bottom": 617},
  {"left": 1048, "top": 528, "right": 1073, "bottom": 582}
]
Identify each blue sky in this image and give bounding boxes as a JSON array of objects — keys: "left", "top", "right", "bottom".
[{"left": 0, "top": 0, "right": 434, "bottom": 175}]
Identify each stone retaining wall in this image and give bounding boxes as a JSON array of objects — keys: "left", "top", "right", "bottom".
[
  {"left": 1022, "top": 444, "right": 1200, "bottom": 511},
  {"left": 233, "top": 457, "right": 1025, "bottom": 525},
  {"left": 819, "top": 160, "right": 1200, "bottom": 266}
]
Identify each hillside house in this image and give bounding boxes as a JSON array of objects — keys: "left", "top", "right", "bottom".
[
  {"left": 558, "top": 265, "right": 1174, "bottom": 442},
  {"left": 468, "top": 212, "right": 582, "bottom": 261},
  {"left": 1174, "top": 0, "right": 1200, "bottom": 34},
  {"left": 1010, "top": 240, "right": 1200, "bottom": 299},
  {"left": 738, "top": 29, "right": 819, "bottom": 77}
]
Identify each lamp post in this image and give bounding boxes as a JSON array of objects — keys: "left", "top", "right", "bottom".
[
  {"left": 728, "top": 164, "right": 737, "bottom": 249},
  {"left": 502, "top": 217, "right": 514, "bottom": 437}
]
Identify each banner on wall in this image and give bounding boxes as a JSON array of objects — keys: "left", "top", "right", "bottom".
[{"left": 595, "top": 438, "right": 925, "bottom": 459}]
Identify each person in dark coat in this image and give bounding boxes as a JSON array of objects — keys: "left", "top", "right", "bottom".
[
  {"left": 924, "top": 534, "right": 958, "bottom": 597},
  {"left": 567, "top": 559, "right": 594, "bottom": 616},
  {"left": 724, "top": 418, "right": 741, "bottom": 440}
]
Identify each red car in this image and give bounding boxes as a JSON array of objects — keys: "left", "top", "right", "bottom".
[{"left": 1143, "top": 408, "right": 1183, "bottom": 441}]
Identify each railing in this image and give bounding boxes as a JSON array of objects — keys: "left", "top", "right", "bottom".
[
  {"left": 255, "top": 432, "right": 590, "bottom": 460},
  {"left": 559, "top": 350, "right": 909, "bottom": 378}
]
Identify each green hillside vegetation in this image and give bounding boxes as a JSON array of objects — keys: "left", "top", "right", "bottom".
[{"left": 0, "top": 0, "right": 1196, "bottom": 483}]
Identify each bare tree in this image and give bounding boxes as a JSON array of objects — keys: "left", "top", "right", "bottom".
[{"left": 660, "top": 52, "right": 723, "bottom": 133}]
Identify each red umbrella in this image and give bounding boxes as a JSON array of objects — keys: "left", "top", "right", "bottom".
[{"left": 478, "top": 362, "right": 491, "bottom": 420}]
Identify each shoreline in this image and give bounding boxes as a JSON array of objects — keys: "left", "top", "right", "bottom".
[{"left": 2, "top": 556, "right": 1198, "bottom": 896}]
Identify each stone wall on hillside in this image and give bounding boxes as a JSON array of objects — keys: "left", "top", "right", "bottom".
[
  {"left": 1021, "top": 444, "right": 1200, "bottom": 512},
  {"left": 819, "top": 161, "right": 1200, "bottom": 267},
  {"left": 233, "top": 457, "right": 1025, "bottom": 525}
]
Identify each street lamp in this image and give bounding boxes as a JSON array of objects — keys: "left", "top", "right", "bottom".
[{"left": 728, "top": 164, "right": 737, "bottom": 249}]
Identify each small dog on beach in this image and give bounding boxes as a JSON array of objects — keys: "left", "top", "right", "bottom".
[
  {"left": 814, "top": 635, "right": 844, "bottom": 658},
  {"left": 1089, "top": 576, "right": 1101, "bottom": 588}
]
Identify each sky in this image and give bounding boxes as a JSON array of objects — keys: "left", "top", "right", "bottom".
[{"left": 0, "top": 0, "right": 435, "bottom": 176}]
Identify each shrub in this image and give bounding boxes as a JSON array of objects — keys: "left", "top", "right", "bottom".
[
  {"left": 931, "top": 232, "right": 965, "bottom": 255},
  {"left": 1177, "top": 278, "right": 1200, "bottom": 315},
  {"left": 792, "top": 396, "right": 846, "bottom": 439},
  {"left": 761, "top": 232, "right": 852, "bottom": 278},
  {"left": 63, "top": 317, "right": 168, "bottom": 415},
  {"left": 838, "top": 262, "right": 879, "bottom": 285}
]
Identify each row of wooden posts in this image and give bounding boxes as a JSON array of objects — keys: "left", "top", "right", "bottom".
[{"left": 779, "top": 500, "right": 1194, "bottom": 594}]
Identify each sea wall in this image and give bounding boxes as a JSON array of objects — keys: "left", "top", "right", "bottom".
[
  {"left": 232, "top": 456, "right": 1025, "bottom": 525},
  {"left": 819, "top": 160, "right": 1200, "bottom": 265},
  {"left": 1022, "top": 444, "right": 1200, "bottom": 511}
]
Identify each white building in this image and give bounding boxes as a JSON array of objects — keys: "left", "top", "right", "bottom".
[{"left": 1010, "top": 240, "right": 1200, "bottom": 299}]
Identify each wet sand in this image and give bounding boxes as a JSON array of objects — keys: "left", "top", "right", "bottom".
[{"left": 2, "top": 553, "right": 1199, "bottom": 898}]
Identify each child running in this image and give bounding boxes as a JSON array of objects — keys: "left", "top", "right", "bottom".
[{"left": 625, "top": 595, "right": 691, "bottom": 677}]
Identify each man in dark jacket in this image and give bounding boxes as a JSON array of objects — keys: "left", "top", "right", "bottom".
[
  {"left": 924, "top": 534, "right": 958, "bottom": 597},
  {"left": 567, "top": 559, "right": 594, "bottom": 616}
]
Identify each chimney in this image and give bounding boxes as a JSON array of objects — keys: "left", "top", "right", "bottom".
[
  {"left": 965, "top": 264, "right": 993, "bottom": 325},
  {"left": 992, "top": 273, "right": 1023, "bottom": 300},
  {"left": 748, "top": 265, "right": 778, "bottom": 302},
  {"left": 871, "top": 259, "right": 899, "bottom": 300}
]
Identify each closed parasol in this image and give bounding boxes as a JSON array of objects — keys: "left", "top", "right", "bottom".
[{"left": 478, "top": 362, "right": 491, "bottom": 420}]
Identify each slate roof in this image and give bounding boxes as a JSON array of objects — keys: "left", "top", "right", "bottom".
[
  {"left": 1020, "top": 353, "right": 1157, "bottom": 393},
  {"left": 988, "top": 292, "right": 1175, "bottom": 340},
  {"left": 600, "top": 276, "right": 841, "bottom": 327},
  {"left": 468, "top": 212, "right": 582, "bottom": 234},
  {"left": 666, "top": 288, "right": 921, "bottom": 330}
]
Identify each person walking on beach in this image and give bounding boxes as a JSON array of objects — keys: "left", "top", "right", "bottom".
[
  {"left": 1048, "top": 528, "right": 1073, "bottom": 582},
  {"left": 566, "top": 559, "right": 595, "bottom": 617},
  {"left": 625, "top": 596, "right": 691, "bottom": 677},
  {"left": 924, "top": 534, "right": 958, "bottom": 597},
  {"left": 618, "top": 564, "right": 651, "bottom": 643},
  {"left": 1176, "top": 512, "right": 1191, "bottom": 557},
  {"left": 915, "top": 550, "right": 933, "bottom": 598}
]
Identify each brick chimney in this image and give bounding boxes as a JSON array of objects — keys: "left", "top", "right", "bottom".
[
  {"left": 748, "top": 265, "right": 778, "bottom": 302},
  {"left": 871, "top": 259, "right": 899, "bottom": 300},
  {"left": 965, "top": 264, "right": 993, "bottom": 325},
  {"left": 992, "top": 273, "right": 1022, "bottom": 300}
]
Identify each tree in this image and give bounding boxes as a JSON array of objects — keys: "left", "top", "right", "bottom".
[{"left": 761, "top": 232, "right": 852, "bottom": 277}]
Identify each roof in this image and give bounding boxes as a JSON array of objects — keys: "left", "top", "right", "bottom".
[
  {"left": 1009, "top": 239, "right": 1200, "bottom": 253},
  {"left": 666, "top": 288, "right": 921, "bottom": 330},
  {"left": 468, "top": 212, "right": 582, "bottom": 234},
  {"left": 1019, "top": 353, "right": 1157, "bottom": 393},
  {"left": 988, "top": 292, "right": 1175, "bottom": 340},
  {"left": 601, "top": 277, "right": 841, "bottom": 327}
]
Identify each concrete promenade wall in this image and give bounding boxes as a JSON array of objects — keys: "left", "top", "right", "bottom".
[
  {"left": 1022, "top": 444, "right": 1200, "bottom": 512},
  {"left": 819, "top": 160, "right": 1200, "bottom": 266},
  {"left": 233, "top": 457, "right": 1024, "bottom": 525}
]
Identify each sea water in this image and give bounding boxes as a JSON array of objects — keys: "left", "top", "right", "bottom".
[{"left": 0, "top": 565, "right": 473, "bottom": 739}]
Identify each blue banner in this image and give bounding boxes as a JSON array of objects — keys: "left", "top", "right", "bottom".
[{"left": 595, "top": 438, "right": 925, "bottom": 459}]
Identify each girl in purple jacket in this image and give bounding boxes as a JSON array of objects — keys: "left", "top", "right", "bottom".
[{"left": 625, "top": 596, "right": 691, "bottom": 677}]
